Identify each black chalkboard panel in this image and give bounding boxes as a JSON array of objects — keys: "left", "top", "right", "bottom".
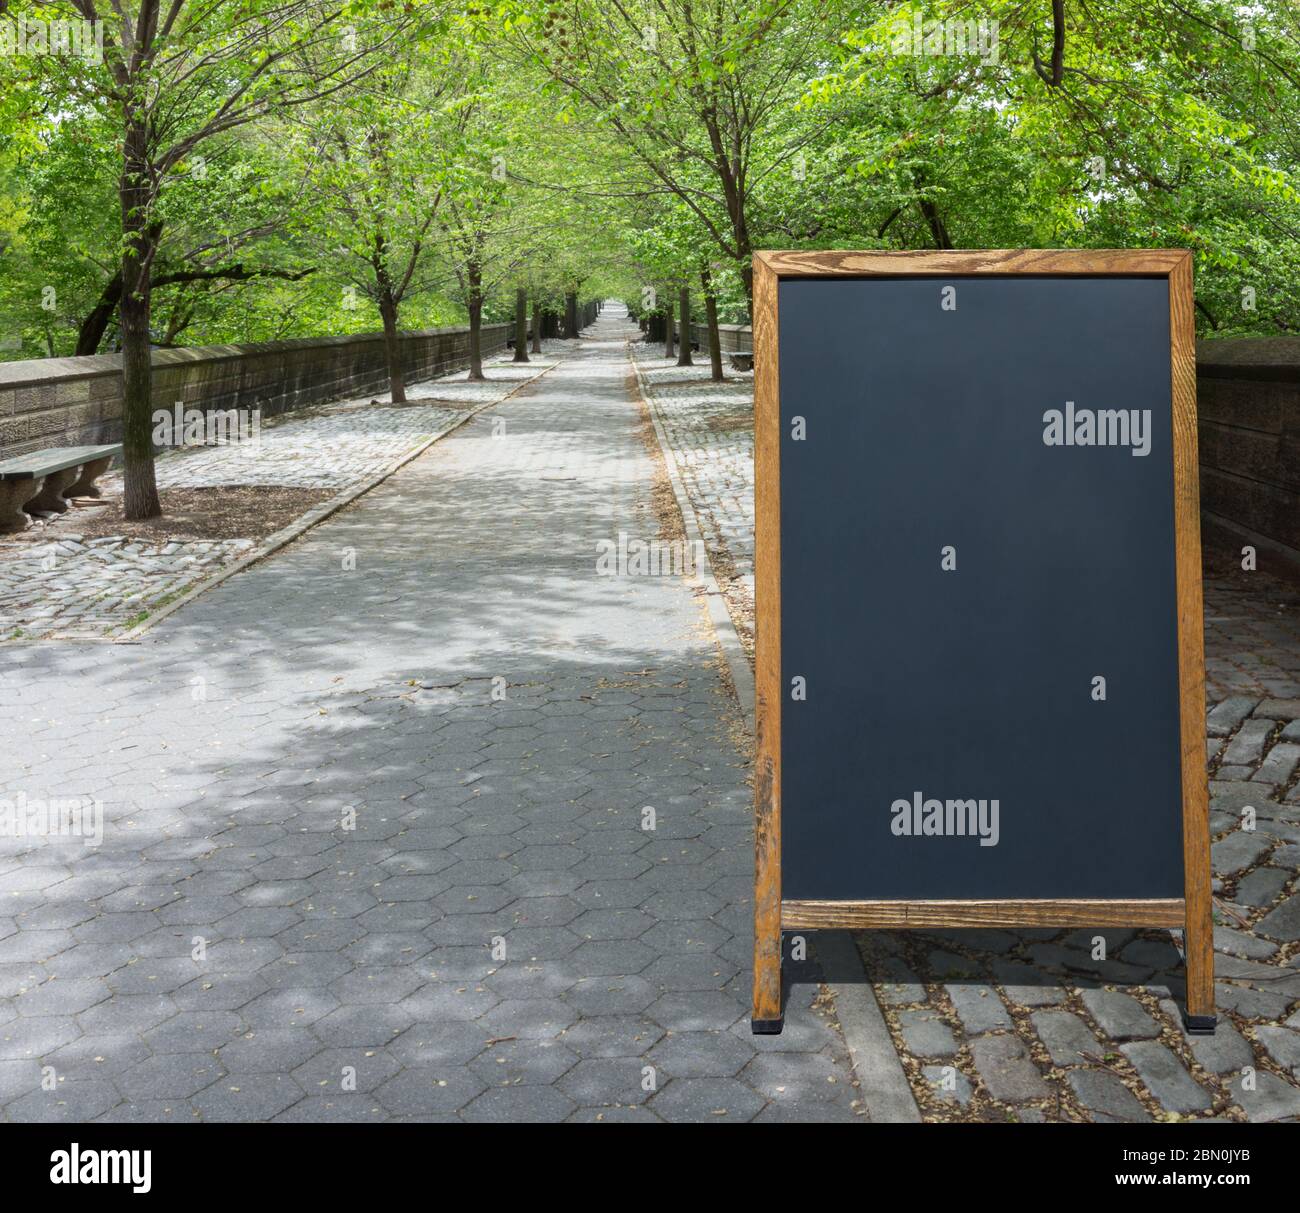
[{"left": 777, "top": 276, "right": 1183, "bottom": 901}]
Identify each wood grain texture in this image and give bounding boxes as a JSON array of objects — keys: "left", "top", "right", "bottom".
[
  {"left": 782, "top": 899, "right": 1187, "bottom": 930},
  {"left": 1169, "top": 252, "right": 1215, "bottom": 1019},
  {"left": 752, "top": 254, "right": 783, "bottom": 1025},
  {"left": 754, "top": 248, "right": 1188, "bottom": 278}
]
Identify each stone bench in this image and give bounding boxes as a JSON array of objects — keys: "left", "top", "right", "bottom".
[
  {"left": 0, "top": 444, "right": 121, "bottom": 534},
  {"left": 728, "top": 352, "right": 754, "bottom": 372}
]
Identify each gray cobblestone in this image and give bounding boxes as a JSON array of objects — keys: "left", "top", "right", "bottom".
[
  {"left": 1066, "top": 1070, "right": 1152, "bottom": 1122},
  {"left": 897, "top": 1009, "right": 959, "bottom": 1058},
  {"left": 1119, "top": 1041, "right": 1212, "bottom": 1112},
  {"left": 970, "top": 1034, "right": 1049, "bottom": 1103},
  {"left": 1231, "top": 1071, "right": 1300, "bottom": 1121},
  {"left": 1207, "top": 696, "right": 1260, "bottom": 736},
  {"left": 633, "top": 347, "right": 755, "bottom": 655},
  {"left": 1215, "top": 981, "right": 1291, "bottom": 1019},
  {"left": 1214, "top": 926, "right": 1278, "bottom": 959},
  {"left": 945, "top": 984, "right": 1012, "bottom": 1034},
  {"left": 1234, "top": 867, "right": 1291, "bottom": 908},
  {"left": 1221, "top": 718, "right": 1274, "bottom": 766},
  {"left": 1254, "top": 743, "right": 1300, "bottom": 788},
  {"left": 921, "top": 1064, "right": 972, "bottom": 1105},
  {"left": 1255, "top": 699, "right": 1300, "bottom": 720},
  {"left": 1255, "top": 1025, "right": 1300, "bottom": 1073},
  {"left": 1078, "top": 989, "right": 1160, "bottom": 1041},
  {"left": 1031, "top": 1010, "right": 1100, "bottom": 1067},
  {"left": 1258, "top": 893, "right": 1300, "bottom": 942},
  {"left": 1186, "top": 1016, "right": 1255, "bottom": 1074}
]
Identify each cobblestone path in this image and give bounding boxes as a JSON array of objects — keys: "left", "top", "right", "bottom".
[
  {"left": 0, "top": 354, "right": 558, "bottom": 642},
  {"left": 0, "top": 306, "right": 861, "bottom": 1123}
]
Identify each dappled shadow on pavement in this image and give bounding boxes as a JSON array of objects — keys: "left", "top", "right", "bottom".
[{"left": 0, "top": 317, "right": 861, "bottom": 1123}]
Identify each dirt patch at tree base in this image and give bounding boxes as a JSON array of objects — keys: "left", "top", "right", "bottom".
[{"left": 0, "top": 484, "right": 337, "bottom": 548}]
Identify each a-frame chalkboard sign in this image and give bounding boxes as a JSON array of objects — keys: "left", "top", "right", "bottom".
[{"left": 752, "top": 249, "right": 1214, "bottom": 1036}]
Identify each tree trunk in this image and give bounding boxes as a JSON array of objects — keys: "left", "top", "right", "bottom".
[
  {"left": 530, "top": 298, "right": 542, "bottom": 353},
  {"left": 467, "top": 261, "right": 484, "bottom": 381},
  {"left": 161, "top": 297, "right": 195, "bottom": 346},
  {"left": 76, "top": 271, "right": 124, "bottom": 355},
  {"left": 564, "top": 290, "right": 578, "bottom": 338},
  {"left": 513, "top": 287, "right": 530, "bottom": 363},
  {"left": 701, "top": 268, "right": 723, "bottom": 382},
  {"left": 737, "top": 233, "right": 754, "bottom": 320},
  {"left": 119, "top": 119, "right": 161, "bottom": 520},
  {"left": 912, "top": 166, "right": 953, "bottom": 249},
  {"left": 676, "top": 285, "right": 693, "bottom": 367},
  {"left": 919, "top": 196, "right": 953, "bottom": 249},
  {"left": 378, "top": 289, "right": 407, "bottom": 403},
  {"left": 664, "top": 293, "right": 675, "bottom": 360}
]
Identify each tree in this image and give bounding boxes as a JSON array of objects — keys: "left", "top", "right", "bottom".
[
  {"left": 515, "top": 0, "right": 855, "bottom": 312},
  {"left": 430, "top": 43, "right": 555, "bottom": 379},
  {"left": 73, "top": 130, "right": 317, "bottom": 354},
  {"left": 286, "top": 47, "right": 469, "bottom": 403},
  {"left": 809, "top": 1, "right": 1300, "bottom": 331},
  {"left": 27, "top": 0, "right": 422, "bottom": 517}
]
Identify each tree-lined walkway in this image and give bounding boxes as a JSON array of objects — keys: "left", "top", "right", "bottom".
[{"left": 0, "top": 305, "right": 861, "bottom": 1123}]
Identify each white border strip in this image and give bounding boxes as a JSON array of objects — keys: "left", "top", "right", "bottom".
[{"left": 629, "top": 348, "right": 755, "bottom": 735}]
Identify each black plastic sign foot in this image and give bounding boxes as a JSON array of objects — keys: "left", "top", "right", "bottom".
[
  {"left": 1182, "top": 1012, "right": 1217, "bottom": 1036},
  {"left": 751, "top": 1017, "right": 784, "bottom": 1036}
]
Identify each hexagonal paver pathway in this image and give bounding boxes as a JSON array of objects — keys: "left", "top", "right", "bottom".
[{"left": 0, "top": 304, "right": 860, "bottom": 1122}]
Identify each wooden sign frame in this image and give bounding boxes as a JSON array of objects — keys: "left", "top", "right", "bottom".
[{"left": 751, "top": 249, "right": 1214, "bottom": 1036}]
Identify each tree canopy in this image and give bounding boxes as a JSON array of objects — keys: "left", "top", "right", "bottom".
[
  {"left": 1, "top": 0, "right": 1296, "bottom": 378},
  {"left": 2, "top": 0, "right": 1289, "bottom": 358}
]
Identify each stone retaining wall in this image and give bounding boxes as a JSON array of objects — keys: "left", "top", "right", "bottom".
[
  {"left": 637, "top": 314, "right": 753, "bottom": 354},
  {"left": 686, "top": 322, "right": 752, "bottom": 354},
  {"left": 0, "top": 324, "right": 509, "bottom": 459},
  {"left": 1197, "top": 337, "right": 1300, "bottom": 569}
]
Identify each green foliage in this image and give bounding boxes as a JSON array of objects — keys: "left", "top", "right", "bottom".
[{"left": 2, "top": 0, "right": 1298, "bottom": 360}]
